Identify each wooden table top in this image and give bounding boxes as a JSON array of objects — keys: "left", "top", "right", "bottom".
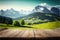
[{"left": 0, "top": 29, "right": 60, "bottom": 38}]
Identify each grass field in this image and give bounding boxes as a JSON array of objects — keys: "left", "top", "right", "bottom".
[
  {"left": 0, "top": 21, "right": 60, "bottom": 30},
  {"left": 31, "top": 21, "right": 60, "bottom": 29}
]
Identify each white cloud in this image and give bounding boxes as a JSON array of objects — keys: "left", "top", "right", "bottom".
[{"left": 39, "top": 3, "right": 47, "bottom": 6}]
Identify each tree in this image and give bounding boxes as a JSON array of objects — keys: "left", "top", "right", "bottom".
[
  {"left": 5, "top": 18, "right": 9, "bottom": 25},
  {"left": 21, "top": 19, "right": 25, "bottom": 25},
  {"left": 27, "top": 23, "right": 32, "bottom": 25},
  {"left": 0, "top": 16, "right": 13, "bottom": 25},
  {"left": 5, "top": 17, "right": 13, "bottom": 25},
  {"left": 14, "top": 21, "right": 20, "bottom": 26}
]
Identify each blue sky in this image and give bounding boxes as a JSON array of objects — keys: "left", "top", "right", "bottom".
[{"left": 0, "top": 0, "right": 60, "bottom": 11}]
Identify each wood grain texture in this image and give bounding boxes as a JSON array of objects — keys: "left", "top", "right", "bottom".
[
  {"left": 34, "top": 30, "right": 50, "bottom": 37},
  {"left": 21, "top": 30, "right": 34, "bottom": 37},
  {"left": 0, "top": 29, "right": 60, "bottom": 38}
]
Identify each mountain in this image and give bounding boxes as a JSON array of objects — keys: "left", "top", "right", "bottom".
[
  {"left": 22, "top": 12, "right": 60, "bottom": 24},
  {"left": 10, "top": 5, "right": 59, "bottom": 21},
  {"left": 22, "top": 5, "right": 60, "bottom": 23},
  {"left": 33, "top": 5, "right": 60, "bottom": 14},
  {"left": 0, "top": 8, "right": 26, "bottom": 19},
  {"left": 32, "top": 5, "right": 60, "bottom": 17},
  {"left": 28, "top": 12, "right": 59, "bottom": 20},
  {"left": 51, "top": 7, "right": 60, "bottom": 16},
  {"left": 33, "top": 5, "right": 51, "bottom": 13}
]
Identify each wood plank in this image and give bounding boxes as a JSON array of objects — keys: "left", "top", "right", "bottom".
[
  {"left": 0, "top": 29, "right": 10, "bottom": 37},
  {"left": 8, "top": 30, "right": 24, "bottom": 37},
  {"left": 16, "top": 30, "right": 25, "bottom": 37},
  {"left": 0, "top": 29, "right": 8, "bottom": 33},
  {"left": 43, "top": 30, "right": 60, "bottom": 37},
  {"left": 54, "top": 28, "right": 60, "bottom": 32},
  {"left": 0, "top": 29, "right": 60, "bottom": 37},
  {"left": 21, "top": 30, "right": 34, "bottom": 37},
  {"left": 0, "top": 29, "right": 9, "bottom": 35},
  {"left": 6, "top": 30, "right": 20, "bottom": 37},
  {"left": 0, "top": 30, "right": 16, "bottom": 37},
  {"left": 34, "top": 30, "right": 50, "bottom": 37}
]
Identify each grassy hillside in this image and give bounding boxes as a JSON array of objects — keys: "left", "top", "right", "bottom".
[
  {"left": 0, "top": 21, "right": 60, "bottom": 30},
  {"left": 23, "top": 12, "right": 60, "bottom": 21},
  {"left": 31, "top": 21, "right": 60, "bottom": 29}
]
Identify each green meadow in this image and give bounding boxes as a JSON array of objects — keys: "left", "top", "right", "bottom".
[{"left": 0, "top": 21, "right": 60, "bottom": 30}]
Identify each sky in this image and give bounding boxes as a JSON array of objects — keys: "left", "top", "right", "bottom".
[{"left": 0, "top": 0, "right": 60, "bottom": 11}]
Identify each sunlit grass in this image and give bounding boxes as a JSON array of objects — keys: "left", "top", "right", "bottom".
[
  {"left": 0, "top": 21, "right": 60, "bottom": 30},
  {"left": 31, "top": 21, "right": 60, "bottom": 29}
]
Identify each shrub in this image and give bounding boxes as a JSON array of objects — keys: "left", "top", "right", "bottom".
[
  {"left": 21, "top": 19, "right": 25, "bottom": 25},
  {"left": 27, "top": 23, "right": 32, "bottom": 25},
  {"left": 14, "top": 21, "right": 20, "bottom": 26}
]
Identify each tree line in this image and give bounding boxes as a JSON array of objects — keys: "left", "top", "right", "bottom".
[
  {"left": 0, "top": 16, "right": 13, "bottom": 25},
  {"left": 0, "top": 16, "right": 25, "bottom": 27}
]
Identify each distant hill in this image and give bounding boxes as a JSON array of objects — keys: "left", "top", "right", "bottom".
[
  {"left": 0, "top": 8, "right": 26, "bottom": 19},
  {"left": 21, "top": 12, "right": 60, "bottom": 24}
]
